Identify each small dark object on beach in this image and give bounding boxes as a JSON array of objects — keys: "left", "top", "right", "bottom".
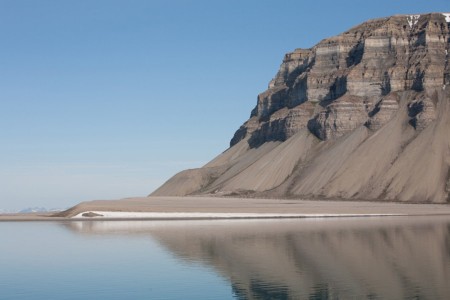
[{"left": 82, "top": 212, "right": 104, "bottom": 217}]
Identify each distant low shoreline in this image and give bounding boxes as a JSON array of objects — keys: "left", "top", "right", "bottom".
[{"left": 1, "top": 196, "right": 450, "bottom": 222}]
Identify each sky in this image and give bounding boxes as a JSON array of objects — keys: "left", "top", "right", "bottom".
[{"left": 1, "top": 0, "right": 448, "bottom": 211}]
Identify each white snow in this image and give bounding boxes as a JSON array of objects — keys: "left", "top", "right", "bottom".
[
  {"left": 71, "top": 211, "right": 404, "bottom": 219},
  {"left": 407, "top": 15, "right": 420, "bottom": 28},
  {"left": 443, "top": 13, "right": 450, "bottom": 23}
]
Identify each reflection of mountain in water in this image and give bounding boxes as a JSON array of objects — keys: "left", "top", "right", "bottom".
[{"left": 64, "top": 217, "right": 450, "bottom": 299}]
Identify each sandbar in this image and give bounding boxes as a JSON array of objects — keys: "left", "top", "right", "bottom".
[{"left": 1, "top": 196, "right": 450, "bottom": 221}]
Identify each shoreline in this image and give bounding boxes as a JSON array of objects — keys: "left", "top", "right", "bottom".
[
  {"left": 3, "top": 213, "right": 450, "bottom": 222},
  {"left": 2, "top": 196, "right": 450, "bottom": 221}
]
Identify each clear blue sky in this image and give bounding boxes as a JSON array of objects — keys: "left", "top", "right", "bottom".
[{"left": 1, "top": 0, "right": 448, "bottom": 210}]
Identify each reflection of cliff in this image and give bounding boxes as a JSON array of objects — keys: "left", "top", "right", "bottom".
[
  {"left": 150, "top": 218, "right": 450, "bottom": 299},
  {"left": 63, "top": 217, "right": 450, "bottom": 299}
]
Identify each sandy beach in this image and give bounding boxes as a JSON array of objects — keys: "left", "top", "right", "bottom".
[{"left": 2, "top": 196, "right": 450, "bottom": 221}]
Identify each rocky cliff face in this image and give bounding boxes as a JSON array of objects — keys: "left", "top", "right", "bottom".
[
  {"left": 232, "top": 13, "right": 450, "bottom": 146},
  {"left": 152, "top": 13, "right": 450, "bottom": 203}
]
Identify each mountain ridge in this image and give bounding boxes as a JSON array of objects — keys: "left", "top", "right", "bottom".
[{"left": 152, "top": 13, "right": 450, "bottom": 203}]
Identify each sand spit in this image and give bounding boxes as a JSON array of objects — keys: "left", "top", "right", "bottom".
[
  {"left": 2, "top": 196, "right": 449, "bottom": 221},
  {"left": 71, "top": 211, "right": 405, "bottom": 219}
]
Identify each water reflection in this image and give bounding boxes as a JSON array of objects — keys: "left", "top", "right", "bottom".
[{"left": 63, "top": 217, "right": 450, "bottom": 299}]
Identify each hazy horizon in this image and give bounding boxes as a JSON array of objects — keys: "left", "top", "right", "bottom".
[{"left": 1, "top": 0, "right": 448, "bottom": 210}]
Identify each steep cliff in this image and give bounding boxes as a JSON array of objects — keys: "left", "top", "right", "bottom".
[{"left": 152, "top": 13, "right": 450, "bottom": 203}]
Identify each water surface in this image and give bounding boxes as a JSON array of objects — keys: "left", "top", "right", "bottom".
[{"left": 1, "top": 216, "right": 450, "bottom": 299}]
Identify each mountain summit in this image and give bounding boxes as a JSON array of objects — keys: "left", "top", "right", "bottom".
[{"left": 152, "top": 13, "right": 450, "bottom": 203}]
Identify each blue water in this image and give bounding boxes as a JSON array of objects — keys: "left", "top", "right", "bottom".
[
  {"left": 1, "top": 217, "right": 450, "bottom": 299},
  {"left": 0, "top": 222, "right": 231, "bottom": 300}
]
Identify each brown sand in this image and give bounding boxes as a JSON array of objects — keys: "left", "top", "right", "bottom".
[
  {"left": 2, "top": 196, "right": 450, "bottom": 221},
  {"left": 0, "top": 212, "right": 61, "bottom": 221}
]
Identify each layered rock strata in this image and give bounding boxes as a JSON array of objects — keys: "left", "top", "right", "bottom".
[{"left": 152, "top": 13, "right": 450, "bottom": 203}]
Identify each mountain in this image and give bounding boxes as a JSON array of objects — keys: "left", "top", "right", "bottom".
[
  {"left": 0, "top": 207, "right": 64, "bottom": 214},
  {"left": 18, "top": 207, "right": 50, "bottom": 214},
  {"left": 152, "top": 13, "right": 450, "bottom": 203}
]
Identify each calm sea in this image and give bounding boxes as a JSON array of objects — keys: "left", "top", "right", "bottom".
[{"left": 1, "top": 216, "right": 450, "bottom": 299}]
